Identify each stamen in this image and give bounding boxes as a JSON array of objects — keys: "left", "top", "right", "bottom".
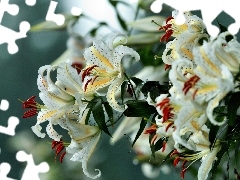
[
  {"left": 60, "top": 151, "right": 66, "bottom": 163},
  {"left": 150, "top": 134, "right": 158, "bottom": 145},
  {"left": 84, "top": 78, "right": 92, "bottom": 91},
  {"left": 162, "top": 141, "right": 167, "bottom": 152},
  {"left": 165, "top": 64, "right": 171, "bottom": 71},
  {"left": 173, "top": 156, "right": 181, "bottom": 166},
  {"left": 170, "top": 149, "right": 179, "bottom": 157},
  {"left": 22, "top": 108, "right": 37, "bottom": 118},
  {"left": 22, "top": 96, "right": 37, "bottom": 109},
  {"left": 144, "top": 124, "right": 157, "bottom": 134},
  {"left": 181, "top": 168, "right": 187, "bottom": 179},
  {"left": 165, "top": 122, "right": 174, "bottom": 132},
  {"left": 182, "top": 75, "right": 200, "bottom": 95},
  {"left": 81, "top": 65, "right": 98, "bottom": 82}
]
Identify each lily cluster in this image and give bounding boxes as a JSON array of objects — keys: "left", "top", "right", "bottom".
[{"left": 21, "top": 10, "right": 240, "bottom": 180}]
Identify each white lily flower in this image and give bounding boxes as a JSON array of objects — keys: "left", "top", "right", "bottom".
[
  {"left": 161, "top": 10, "right": 209, "bottom": 66},
  {"left": 65, "top": 119, "right": 101, "bottom": 179},
  {"left": 32, "top": 62, "right": 86, "bottom": 141},
  {"left": 169, "top": 40, "right": 234, "bottom": 125},
  {"left": 212, "top": 31, "right": 240, "bottom": 74},
  {"left": 81, "top": 33, "right": 140, "bottom": 112}
]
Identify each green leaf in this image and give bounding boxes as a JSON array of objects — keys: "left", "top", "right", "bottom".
[
  {"left": 227, "top": 92, "right": 240, "bottom": 126},
  {"left": 30, "top": 14, "right": 79, "bottom": 31},
  {"left": 158, "top": 149, "right": 175, "bottom": 166},
  {"left": 92, "top": 99, "right": 112, "bottom": 137},
  {"left": 209, "top": 123, "right": 220, "bottom": 150},
  {"left": 141, "top": 81, "right": 169, "bottom": 102},
  {"left": 124, "top": 100, "right": 157, "bottom": 118},
  {"left": 130, "top": 77, "right": 143, "bottom": 87},
  {"left": 103, "top": 102, "right": 114, "bottom": 125},
  {"left": 211, "top": 142, "right": 230, "bottom": 177},
  {"left": 85, "top": 97, "right": 100, "bottom": 125},
  {"left": 150, "top": 137, "right": 165, "bottom": 158},
  {"left": 132, "top": 118, "right": 147, "bottom": 146},
  {"left": 121, "top": 81, "right": 128, "bottom": 104}
]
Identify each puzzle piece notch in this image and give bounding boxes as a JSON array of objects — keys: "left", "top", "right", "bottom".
[
  {"left": 150, "top": 0, "right": 240, "bottom": 37},
  {"left": 16, "top": 151, "right": 49, "bottom": 180},
  {"left": 0, "top": 99, "right": 19, "bottom": 136},
  {"left": 0, "top": 163, "right": 16, "bottom": 180},
  {"left": 46, "top": 0, "right": 82, "bottom": 26}
]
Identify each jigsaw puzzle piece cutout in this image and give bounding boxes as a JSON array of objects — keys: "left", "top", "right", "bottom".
[
  {"left": 0, "top": 162, "right": 16, "bottom": 180},
  {"left": 0, "top": 0, "right": 19, "bottom": 22},
  {"left": 46, "top": 0, "right": 82, "bottom": 26},
  {"left": 0, "top": 99, "right": 19, "bottom": 136},
  {"left": 46, "top": 1, "right": 65, "bottom": 26},
  {"left": 0, "top": 21, "right": 30, "bottom": 54},
  {"left": 0, "top": 116, "right": 19, "bottom": 136},
  {"left": 16, "top": 151, "right": 49, "bottom": 180}
]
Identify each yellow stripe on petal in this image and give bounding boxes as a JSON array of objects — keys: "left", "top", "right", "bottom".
[
  {"left": 196, "top": 84, "right": 218, "bottom": 95},
  {"left": 86, "top": 77, "right": 114, "bottom": 92},
  {"left": 200, "top": 47, "right": 221, "bottom": 75},
  {"left": 90, "top": 46, "right": 114, "bottom": 69},
  {"left": 37, "top": 110, "right": 58, "bottom": 122},
  {"left": 180, "top": 47, "right": 194, "bottom": 60}
]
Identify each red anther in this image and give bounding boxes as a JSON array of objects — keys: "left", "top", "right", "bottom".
[
  {"left": 162, "top": 107, "right": 173, "bottom": 122},
  {"left": 181, "top": 168, "right": 187, "bottom": 179},
  {"left": 182, "top": 75, "right": 200, "bottom": 95},
  {"left": 165, "top": 64, "right": 171, "bottom": 71},
  {"left": 84, "top": 78, "right": 92, "bottom": 91},
  {"left": 81, "top": 65, "right": 98, "bottom": 82},
  {"left": 182, "top": 160, "right": 188, "bottom": 170},
  {"left": 91, "top": 75, "right": 98, "bottom": 85},
  {"left": 170, "top": 149, "right": 179, "bottom": 157},
  {"left": 156, "top": 98, "right": 170, "bottom": 110},
  {"left": 60, "top": 151, "right": 66, "bottom": 163},
  {"left": 71, "top": 62, "right": 83, "bottom": 74},
  {"left": 165, "top": 122, "right": 174, "bottom": 132},
  {"left": 162, "top": 141, "right": 167, "bottom": 152},
  {"left": 22, "top": 108, "right": 37, "bottom": 118},
  {"left": 165, "top": 16, "right": 174, "bottom": 23},
  {"left": 22, "top": 96, "right": 37, "bottom": 109},
  {"left": 55, "top": 144, "right": 64, "bottom": 155},
  {"left": 150, "top": 134, "right": 158, "bottom": 145},
  {"left": 52, "top": 139, "right": 62, "bottom": 149},
  {"left": 160, "top": 30, "right": 173, "bottom": 42},
  {"left": 144, "top": 124, "right": 157, "bottom": 134},
  {"left": 173, "top": 157, "right": 181, "bottom": 166},
  {"left": 192, "top": 88, "right": 198, "bottom": 100}
]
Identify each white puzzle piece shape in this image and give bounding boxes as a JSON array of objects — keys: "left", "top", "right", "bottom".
[
  {"left": 0, "top": 0, "right": 30, "bottom": 54},
  {"left": 0, "top": 99, "right": 19, "bottom": 136},
  {"left": 0, "top": 163, "right": 16, "bottom": 180},
  {"left": 16, "top": 151, "right": 49, "bottom": 180}
]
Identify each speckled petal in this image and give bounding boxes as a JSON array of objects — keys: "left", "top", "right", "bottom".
[{"left": 107, "top": 78, "right": 125, "bottom": 112}]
